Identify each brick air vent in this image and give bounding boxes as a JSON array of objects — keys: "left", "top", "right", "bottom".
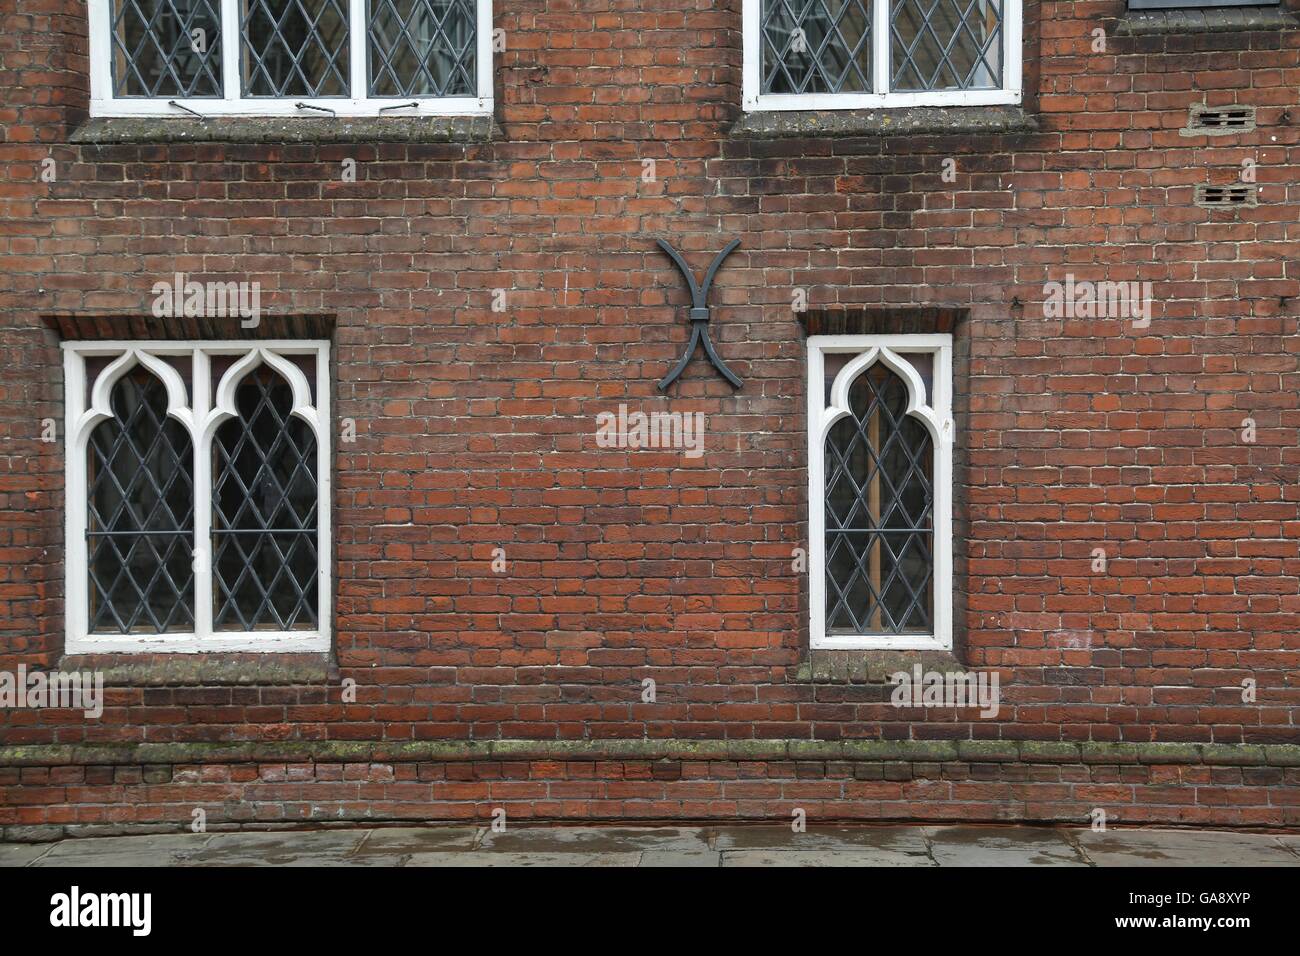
[
  {"left": 1181, "top": 105, "right": 1256, "bottom": 136},
  {"left": 1195, "top": 184, "right": 1257, "bottom": 208}
]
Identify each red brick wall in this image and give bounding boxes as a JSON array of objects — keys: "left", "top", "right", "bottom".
[{"left": 1, "top": 1, "right": 1298, "bottom": 831}]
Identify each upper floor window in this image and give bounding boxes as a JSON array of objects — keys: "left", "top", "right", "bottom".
[
  {"left": 87, "top": 0, "right": 493, "bottom": 118},
  {"left": 743, "top": 0, "right": 1021, "bottom": 111},
  {"left": 64, "top": 341, "right": 332, "bottom": 653},
  {"left": 807, "top": 335, "right": 953, "bottom": 650}
]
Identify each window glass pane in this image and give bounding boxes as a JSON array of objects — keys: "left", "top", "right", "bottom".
[
  {"left": 368, "top": 0, "right": 478, "bottom": 97},
  {"left": 242, "top": 0, "right": 350, "bottom": 97},
  {"left": 761, "top": 0, "right": 872, "bottom": 95},
  {"left": 212, "top": 367, "right": 319, "bottom": 630},
  {"left": 890, "top": 0, "right": 1004, "bottom": 92},
  {"left": 110, "top": 0, "right": 224, "bottom": 97},
  {"left": 87, "top": 368, "right": 196, "bottom": 633},
  {"left": 824, "top": 362, "right": 934, "bottom": 635}
]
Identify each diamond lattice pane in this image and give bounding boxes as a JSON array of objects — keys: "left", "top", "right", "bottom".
[
  {"left": 824, "top": 362, "right": 934, "bottom": 635},
  {"left": 87, "top": 368, "right": 196, "bottom": 634},
  {"left": 891, "top": 0, "right": 1003, "bottom": 92},
  {"left": 368, "top": 0, "right": 478, "bottom": 97},
  {"left": 212, "top": 368, "right": 319, "bottom": 630},
  {"left": 242, "top": 0, "right": 350, "bottom": 97},
  {"left": 110, "top": 0, "right": 224, "bottom": 97},
  {"left": 761, "top": 0, "right": 872, "bottom": 95}
]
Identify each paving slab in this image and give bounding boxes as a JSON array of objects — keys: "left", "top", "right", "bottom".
[
  {"left": 639, "top": 849, "right": 721, "bottom": 867},
  {"left": 722, "top": 848, "right": 933, "bottom": 867},
  {"left": 712, "top": 825, "right": 933, "bottom": 866},
  {"left": 177, "top": 829, "right": 369, "bottom": 867},
  {"left": 1073, "top": 829, "right": 1300, "bottom": 867},
  {"left": 924, "top": 826, "right": 1086, "bottom": 867},
  {"left": 0, "top": 842, "right": 53, "bottom": 867},
  {"left": 10, "top": 824, "right": 1300, "bottom": 867},
  {"left": 1272, "top": 834, "right": 1300, "bottom": 860},
  {"left": 347, "top": 826, "right": 478, "bottom": 865},
  {"left": 405, "top": 851, "right": 642, "bottom": 867},
  {"left": 34, "top": 833, "right": 213, "bottom": 867},
  {"left": 479, "top": 826, "right": 710, "bottom": 854}
]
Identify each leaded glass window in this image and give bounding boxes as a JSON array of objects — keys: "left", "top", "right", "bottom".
[
  {"left": 242, "top": 0, "right": 350, "bottom": 97},
  {"left": 368, "top": 0, "right": 478, "bottom": 98},
  {"left": 213, "top": 368, "right": 319, "bottom": 629},
  {"left": 824, "top": 364, "right": 934, "bottom": 634},
  {"left": 65, "top": 343, "right": 331, "bottom": 653},
  {"left": 746, "top": 0, "right": 1020, "bottom": 109},
  {"left": 90, "top": 0, "right": 492, "bottom": 116},
  {"left": 761, "top": 0, "right": 872, "bottom": 95},
  {"left": 109, "top": 0, "right": 224, "bottom": 97},
  {"left": 890, "top": 0, "right": 1004, "bottom": 92},
  {"left": 809, "top": 337, "right": 954, "bottom": 650},
  {"left": 87, "top": 368, "right": 196, "bottom": 633}
]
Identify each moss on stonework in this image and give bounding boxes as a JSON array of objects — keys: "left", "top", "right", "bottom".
[
  {"left": 1135, "top": 743, "right": 1203, "bottom": 765},
  {"left": 1079, "top": 742, "right": 1141, "bottom": 764},
  {"left": 1115, "top": 7, "right": 1298, "bottom": 35},
  {"left": 957, "top": 740, "right": 1019, "bottom": 762},
  {"left": 2, "top": 738, "right": 1297, "bottom": 768},
  {"left": 793, "top": 649, "right": 969, "bottom": 684},
  {"left": 1264, "top": 746, "right": 1300, "bottom": 767},
  {"left": 59, "top": 654, "right": 332, "bottom": 687},
  {"left": 730, "top": 106, "right": 1038, "bottom": 140},
  {"left": 70, "top": 115, "right": 498, "bottom": 145},
  {"left": 1016, "top": 741, "right": 1081, "bottom": 762}
]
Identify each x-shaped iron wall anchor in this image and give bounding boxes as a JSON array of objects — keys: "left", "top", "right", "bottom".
[{"left": 656, "top": 238, "right": 743, "bottom": 391}]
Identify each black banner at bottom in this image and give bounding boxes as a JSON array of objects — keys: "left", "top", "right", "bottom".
[{"left": 0, "top": 864, "right": 1278, "bottom": 943}]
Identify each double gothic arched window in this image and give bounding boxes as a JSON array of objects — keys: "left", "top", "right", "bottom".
[{"left": 67, "top": 342, "right": 331, "bottom": 652}]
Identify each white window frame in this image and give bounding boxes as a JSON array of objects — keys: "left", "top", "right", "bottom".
[
  {"left": 743, "top": 0, "right": 1022, "bottom": 112},
  {"left": 88, "top": 0, "right": 494, "bottom": 118},
  {"left": 63, "top": 340, "right": 332, "bottom": 654},
  {"left": 807, "top": 334, "right": 953, "bottom": 650}
]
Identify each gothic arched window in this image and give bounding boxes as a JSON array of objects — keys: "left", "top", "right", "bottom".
[
  {"left": 87, "top": 367, "right": 195, "bottom": 634},
  {"left": 66, "top": 342, "right": 331, "bottom": 653},
  {"left": 212, "top": 367, "right": 319, "bottom": 631},
  {"left": 809, "top": 336, "right": 953, "bottom": 649}
]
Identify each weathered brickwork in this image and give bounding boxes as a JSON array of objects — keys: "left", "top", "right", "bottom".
[{"left": 1, "top": 1, "right": 1298, "bottom": 833}]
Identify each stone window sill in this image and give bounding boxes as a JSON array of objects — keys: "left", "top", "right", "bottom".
[
  {"left": 58, "top": 653, "right": 334, "bottom": 686},
  {"left": 730, "top": 105, "right": 1037, "bottom": 139},
  {"left": 791, "top": 649, "right": 967, "bottom": 684},
  {"left": 1115, "top": 7, "right": 1298, "bottom": 35},
  {"left": 70, "top": 115, "right": 498, "bottom": 145}
]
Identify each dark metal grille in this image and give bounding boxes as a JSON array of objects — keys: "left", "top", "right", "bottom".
[
  {"left": 110, "top": 0, "right": 224, "bottom": 97},
  {"left": 890, "top": 0, "right": 1003, "bottom": 92},
  {"left": 761, "top": 0, "right": 872, "bottom": 95},
  {"left": 368, "top": 0, "right": 478, "bottom": 97},
  {"left": 87, "top": 369, "right": 196, "bottom": 634},
  {"left": 242, "top": 0, "right": 350, "bottom": 97},
  {"left": 825, "top": 362, "right": 934, "bottom": 634},
  {"left": 212, "top": 368, "right": 319, "bottom": 630}
]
